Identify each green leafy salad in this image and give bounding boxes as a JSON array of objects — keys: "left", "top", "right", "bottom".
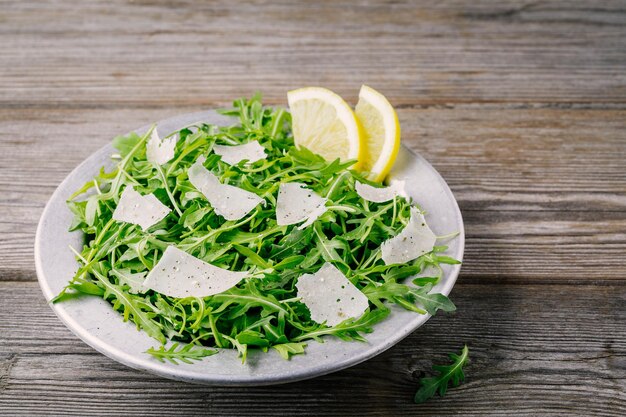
[{"left": 53, "top": 95, "right": 460, "bottom": 364}]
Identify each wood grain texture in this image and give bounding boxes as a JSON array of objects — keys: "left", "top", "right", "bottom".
[
  {"left": 1, "top": 282, "right": 625, "bottom": 416},
  {"left": 0, "top": 0, "right": 625, "bottom": 107},
  {"left": 0, "top": 0, "right": 625, "bottom": 415}
]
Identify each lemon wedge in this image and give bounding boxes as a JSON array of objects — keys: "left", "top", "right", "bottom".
[
  {"left": 355, "top": 85, "right": 401, "bottom": 182},
  {"left": 287, "top": 87, "right": 363, "bottom": 167}
]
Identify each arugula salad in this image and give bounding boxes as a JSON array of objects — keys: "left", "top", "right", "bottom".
[{"left": 53, "top": 93, "right": 460, "bottom": 364}]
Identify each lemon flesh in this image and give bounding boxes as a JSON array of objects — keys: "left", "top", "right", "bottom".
[
  {"left": 355, "top": 85, "right": 401, "bottom": 182},
  {"left": 287, "top": 87, "right": 362, "bottom": 167}
]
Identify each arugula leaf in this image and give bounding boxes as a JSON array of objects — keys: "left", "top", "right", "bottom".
[
  {"left": 113, "top": 131, "right": 145, "bottom": 158},
  {"left": 223, "top": 335, "right": 249, "bottom": 363},
  {"left": 414, "top": 345, "right": 469, "bottom": 404},
  {"left": 110, "top": 268, "right": 146, "bottom": 294},
  {"left": 432, "top": 255, "right": 462, "bottom": 265},
  {"left": 233, "top": 244, "right": 271, "bottom": 269},
  {"left": 313, "top": 223, "right": 343, "bottom": 264},
  {"left": 272, "top": 342, "right": 307, "bottom": 360},
  {"left": 50, "top": 275, "right": 104, "bottom": 303},
  {"left": 410, "top": 284, "right": 457, "bottom": 315},
  {"left": 146, "top": 342, "right": 218, "bottom": 364},
  {"left": 292, "top": 308, "right": 390, "bottom": 342},
  {"left": 91, "top": 264, "right": 166, "bottom": 343}
]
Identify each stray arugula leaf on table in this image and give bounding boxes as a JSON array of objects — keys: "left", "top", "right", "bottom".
[{"left": 414, "top": 344, "right": 469, "bottom": 404}]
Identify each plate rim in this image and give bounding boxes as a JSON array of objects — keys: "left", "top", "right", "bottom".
[{"left": 35, "top": 110, "right": 464, "bottom": 386}]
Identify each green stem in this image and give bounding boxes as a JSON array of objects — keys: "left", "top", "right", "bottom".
[{"left": 155, "top": 164, "right": 182, "bottom": 216}]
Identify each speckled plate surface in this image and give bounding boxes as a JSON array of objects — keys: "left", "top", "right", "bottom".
[{"left": 35, "top": 110, "right": 464, "bottom": 386}]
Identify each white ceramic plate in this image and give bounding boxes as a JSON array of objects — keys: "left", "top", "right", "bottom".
[{"left": 35, "top": 110, "right": 464, "bottom": 386}]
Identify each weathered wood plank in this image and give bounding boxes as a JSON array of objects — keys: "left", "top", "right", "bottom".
[
  {"left": 1, "top": 106, "right": 624, "bottom": 281},
  {"left": 0, "top": 1, "right": 625, "bottom": 107},
  {"left": 404, "top": 106, "right": 626, "bottom": 212},
  {"left": 0, "top": 282, "right": 624, "bottom": 416}
]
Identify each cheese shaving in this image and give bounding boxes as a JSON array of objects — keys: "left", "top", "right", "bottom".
[
  {"left": 112, "top": 186, "right": 171, "bottom": 231},
  {"left": 146, "top": 128, "right": 176, "bottom": 165},
  {"left": 188, "top": 157, "right": 263, "bottom": 221},
  {"left": 143, "top": 246, "right": 248, "bottom": 298},
  {"left": 213, "top": 141, "right": 267, "bottom": 165},
  {"left": 387, "top": 177, "right": 408, "bottom": 198},
  {"left": 381, "top": 207, "right": 436, "bottom": 265},
  {"left": 276, "top": 182, "right": 328, "bottom": 229},
  {"left": 296, "top": 263, "right": 369, "bottom": 327},
  {"left": 355, "top": 180, "right": 406, "bottom": 203}
]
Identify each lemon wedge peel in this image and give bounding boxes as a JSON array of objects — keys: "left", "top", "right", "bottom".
[{"left": 355, "top": 85, "right": 401, "bottom": 183}]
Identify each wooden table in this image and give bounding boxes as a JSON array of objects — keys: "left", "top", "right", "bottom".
[{"left": 1, "top": 1, "right": 625, "bottom": 415}]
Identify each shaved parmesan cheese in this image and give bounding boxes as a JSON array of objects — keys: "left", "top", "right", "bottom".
[
  {"left": 146, "top": 128, "right": 176, "bottom": 165},
  {"left": 276, "top": 182, "right": 328, "bottom": 229},
  {"left": 298, "top": 203, "right": 329, "bottom": 230},
  {"left": 296, "top": 263, "right": 369, "bottom": 327},
  {"left": 213, "top": 141, "right": 267, "bottom": 165},
  {"left": 112, "top": 186, "right": 171, "bottom": 231},
  {"left": 188, "top": 158, "right": 263, "bottom": 221},
  {"left": 355, "top": 180, "right": 406, "bottom": 203},
  {"left": 387, "top": 177, "right": 408, "bottom": 199},
  {"left": 143, "top": 246, "right": 248, "bottom": 298},
  {"left": 381, "top": 207, "right": 436, "bottom": 265}
]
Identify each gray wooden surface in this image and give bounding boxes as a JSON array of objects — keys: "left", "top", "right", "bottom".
[{"left": 1, "top": 0, "right": 625, "bottom": 415}]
